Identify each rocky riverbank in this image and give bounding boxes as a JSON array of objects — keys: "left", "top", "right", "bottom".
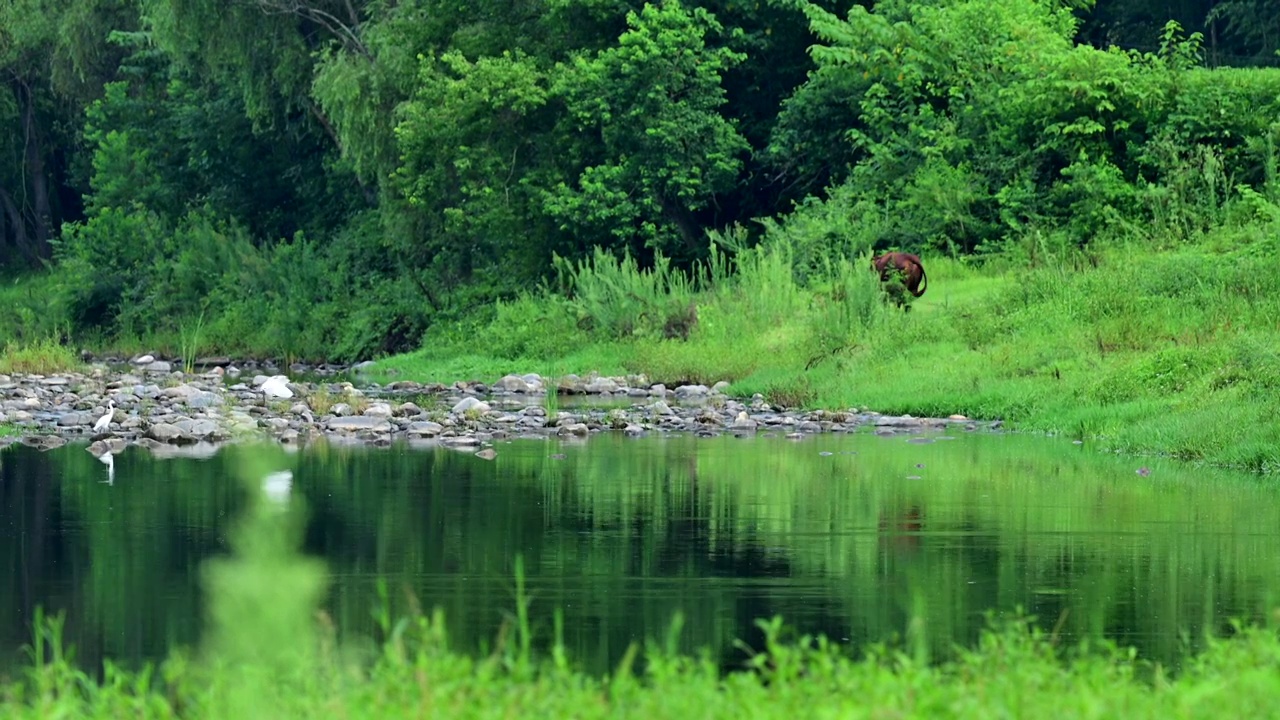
[{"left": 0, "top": 360, "right": 997, "bottom": 459}]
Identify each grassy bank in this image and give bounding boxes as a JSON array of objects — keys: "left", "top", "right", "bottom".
[
  {"left": 6, "top": 225, "right": 1277, "bottom": 473},
  {"left": 376, "top": 235, "right": 1280, "bottom": 474}
]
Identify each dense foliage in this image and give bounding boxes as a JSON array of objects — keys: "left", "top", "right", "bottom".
[{"left": 2, "top": 0, "right": 1279, "bottom": 361}]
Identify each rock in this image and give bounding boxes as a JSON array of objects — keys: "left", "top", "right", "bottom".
[
  {"left": 451, "top": 397, "right": 490, "bottom": 415},
  {"left": 57, "top": 412, "right": 86, "bottom": 427},
  {"left": 395, "top": 402, "right": 424, "bottom": 417},
  {"left": 495, "top": 374, "right": 532, "bottom": 393},
  {"left": 475, "top": 448, "right": 498, "bottom": 460},
  {"left": 164, "top": 384, "right": 222, "bottom": 408},
  {"left": 558, "top": 374, "right": 587, "bottom": 394},
  {"left": 174, "top": 419, "right": 224, "bottom": 441},
  {"left": 0, "top": 362, "right": 1003, "bottom": 451},
  {"left": 23, "top": 435, "right": 68, "bottom": 450},
  {"left": 695, "top": 409, "right": 723, "bottom": 426},
  {"left": 873, "top": 415, "right": 922, "bottom": 428},
  {"left": 406, "top": 421, "right": 445, "bottom": 437},
  {"left": 363, "top": 403, "right": 393, "bottom": 418},
  {"left": 164, "top": 383, "right": 198, "bottom": 398},
  {"left": 132, "top": 354, "right": 155, "bottom": 365},
  {"left": 194, "top": 356, "right": 232, "bottom": 367},
  {"left": 557, "top": 422, "right": 590, "bottom": 436},
  {"left": 132, "top": 437, "right": 166, "bottom": 452},
  {"left": 712, "top": 381, "right": 732, "bottom": 394},
  {"left": 584, "top": 377, "right": 620, "bottom": 394},
  {"left": 328, "top": 416, "right": 391, "bottom": 432},
  {"left": 146, "top": 423, "right": 189, "bottom": 443},
  {"left": 730, "top": 411, "right": 758, "bottom": 432},
  {"left": 143, "top": 361, "right": 172, "bottom": 374},
  {"left": 188, "top": 391, "right": 223, "bottom": 408},
  {"left": 674, "top": 384, "right": 710, "bottom": 399},
  {"left": 351, "top": 361, "right": 377, "bottom": 372}
]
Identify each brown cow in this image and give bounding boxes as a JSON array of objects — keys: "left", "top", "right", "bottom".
[{"left": 871, "top": 252, "right": 927, "bottom": 307}]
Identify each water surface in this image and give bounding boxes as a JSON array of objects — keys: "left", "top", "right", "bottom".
[{"left": 3, "top": 430, "right": 1278, "bottom": 676}]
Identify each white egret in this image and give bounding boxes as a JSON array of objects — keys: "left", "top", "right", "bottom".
[
  {"left": 96, "top": 451, "right": 115, "bottom": 485},
  {"left": 93, "top": 400, "right": 115, "bottom": 433},
  {"left": 262, "top": 469, "right": 293, "bottom": 504},
  {"left": 260, "top": 375, "right": 294, "bottom": 401}
]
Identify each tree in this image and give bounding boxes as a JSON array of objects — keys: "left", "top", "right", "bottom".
[
  {"left": 0, "top": 0, "right": 140, "bottom": 268},
  {"left": 547, "top": 0, "right": 751, "bottom": 262}
]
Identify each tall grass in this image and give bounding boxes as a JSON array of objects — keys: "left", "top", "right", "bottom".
[
  {"left": 554, "top": 245, "right": 727, "bottom": 342},
  {"left": 0, "top": 273, "right": 65, "bottom": 347},
  {"left": 0, "top": 338, "right": 81, "bottom": 375},
  {"left": 178, "top": 311, "right": 207, "bottom": 375}
]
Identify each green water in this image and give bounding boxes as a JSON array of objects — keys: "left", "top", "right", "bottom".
[{"left": 2, "top": 431, "right": 1278, "bottom": 676}]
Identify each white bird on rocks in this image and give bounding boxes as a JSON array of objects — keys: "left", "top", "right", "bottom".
[
  {"left": 262, "top": 470, "right": 293, "bottom": 504},
  {"left": 260, "top": 375, "right": 294, "bottom": 401},
  {"left": 93, "top": 400, "right": 116, "bottom": 433}
]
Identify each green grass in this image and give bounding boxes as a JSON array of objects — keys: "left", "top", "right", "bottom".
[
  {"left": 0, "top": 273, "right": 64, "bottom": 348},
  {"left": 374, "top": 345, "right": 631, "bottom": 386},
  {"left": 0, "top": 338, "right": 82, "bottom": 375},
  {"left": 374, "top": 238, "right": 1280, "bottom": 473},
  {"left": 9, "top": 609, "right": 1280, "bottom": 719}
]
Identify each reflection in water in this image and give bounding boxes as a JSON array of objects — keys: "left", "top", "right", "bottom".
[{"left": 2, "top": 431, "right": 1279, "bottom": 677}]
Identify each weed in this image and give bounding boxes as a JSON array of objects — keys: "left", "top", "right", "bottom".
[
  {"left": 344, "top": 392, "right": 370, "bottom": 415},
  {"left": 0, "top": 338, "right": 81, "bottom": 375},
  {"left": 178, "top": 311, "right": 207, "bottom": 375},
  {"left": 308, "top": 387, "right": 334, "bottom": 415}
]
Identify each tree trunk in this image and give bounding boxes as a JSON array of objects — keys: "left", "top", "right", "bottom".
[
  {"left": 657, "top": 193, "right": 705, "bottom": 260},
  {"left": 305, "top": 96, "right": 378, "bottom": 205},
  {"left": 0, "top": 185, "right": 39, "bottom": 265},
  {"left": 18, "top": 80, "right": 53, "bottom": 259}
]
